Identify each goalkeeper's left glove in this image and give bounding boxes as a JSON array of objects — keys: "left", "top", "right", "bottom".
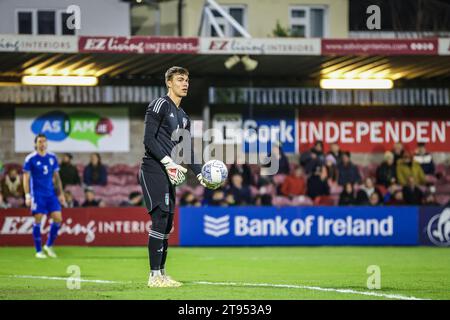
[
  {"left": 197, "top": 174, "right": 221, "bottom": 190},
  {"left": 161, "top": 156, "right": 187, "bottom": 186}
]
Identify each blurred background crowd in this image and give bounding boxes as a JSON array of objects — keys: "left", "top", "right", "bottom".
[{"left": 1, "top": 140, "right": 449, "bottom": 209}]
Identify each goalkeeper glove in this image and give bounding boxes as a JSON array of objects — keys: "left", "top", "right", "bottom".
[
  {"left": 161, "top": 156, "right": 187, "bottom": 186},
  {"left": 197, "top": 174, "right": 221, "bottom": 190}
]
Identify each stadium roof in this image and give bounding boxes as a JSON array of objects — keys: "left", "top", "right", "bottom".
[
  {"left": 1, "top": 36, "right": 450, "bottom": 86},
  {"left": 1, "top": 52, "right": 450, "bottom": 85}
]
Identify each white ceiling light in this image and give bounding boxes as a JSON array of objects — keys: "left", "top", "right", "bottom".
[
  {"left": 320, "top": 78, "right": 393, "bottom": 89},
  {"left": 224, "top": 55, "right": 241, "bottom": 70},
  {"left": 241, "top": 55, "right": 258, "bottom": 72},
  {"left": 22, "top": 76, "right": 98, "bottom": 86}
]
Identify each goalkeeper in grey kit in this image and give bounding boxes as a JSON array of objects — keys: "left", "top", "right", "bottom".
[{"left": 140, "top": 66, "right": 217, "bottom": 288}]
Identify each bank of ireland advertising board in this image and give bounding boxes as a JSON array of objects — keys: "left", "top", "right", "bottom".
[{"left": 179, "top": 207, "right": 419, "bottom": 246}]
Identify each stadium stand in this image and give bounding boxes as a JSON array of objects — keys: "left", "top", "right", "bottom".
[{"left": 1, "top": 151, "right": 449, "bottom": 208}]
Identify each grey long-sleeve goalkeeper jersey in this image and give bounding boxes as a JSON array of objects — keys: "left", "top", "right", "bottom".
[{"left": 142, "top": 95, "right": 202, "bottom": 176}]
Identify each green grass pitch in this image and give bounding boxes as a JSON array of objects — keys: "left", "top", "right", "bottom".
[{"left": 0, "top": 246, "right": 449, "bottom": 300}]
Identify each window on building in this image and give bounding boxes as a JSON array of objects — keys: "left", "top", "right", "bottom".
[
  {"left": 37, "top": 10, "right": 56, "bottom": 34},
  {"left": 228, "top": 7, "right": 245, "bottom": 37},
  {"left": 289, "top": 6, "right": 327, "bottom": 38},
  {"left": 204, "top": 5, "right": 247, "bottom": 37},
  {"left": 16, "top": 9, "right": 75, "bottom": 35},
  {"left": 61, "top": 12, "right": 75, "bottom": 35},
  {"left": 17, "top": 11, "right": 33, "bottom": 34}
]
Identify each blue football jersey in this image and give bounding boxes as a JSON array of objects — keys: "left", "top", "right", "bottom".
[{"left": 23, "top": 152, "right": 60, "bottom": 197}]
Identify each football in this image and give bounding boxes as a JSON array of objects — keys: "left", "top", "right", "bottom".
[{"left": 201, "top": 160, "right": 228, "bottom": 187}]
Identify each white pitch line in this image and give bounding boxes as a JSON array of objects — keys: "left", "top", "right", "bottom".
[
  {"left": 9, "top": 275, "right": 127, "bottom": 284},
  {"left": 192, "top": 281, "right": 429, "bottom": 301},
  {"left": 7, "top": 275, "right": 428, "bottom": 300}
]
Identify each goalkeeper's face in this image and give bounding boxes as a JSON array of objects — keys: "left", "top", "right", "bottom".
[{"left": 168, "top": 73, "right": 189, "bottom": 98}]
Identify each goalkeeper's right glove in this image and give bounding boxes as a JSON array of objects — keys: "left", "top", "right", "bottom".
[
  {"left": 161, "top": 156, "right": 187, "bottom": 186},
  {"left": 197, "top": 174, "right": 221, "bottom": 190}
]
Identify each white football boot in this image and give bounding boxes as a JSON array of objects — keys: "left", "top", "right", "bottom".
[
  {"left": 43, "top": 245, "right": 57, "bottom": 258},
  {"left": 147, "top": 274, "right": 166, "bottom": 288},
  {"left": 35, "top": 251, "right": 47, "bottom": 259},
  {"left": 162, "top": 275, "right": 182, "bottom": 287}
]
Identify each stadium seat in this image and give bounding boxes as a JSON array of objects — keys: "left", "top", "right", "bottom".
[
  {"left": 330, "top": 183, "right": 343, "bottom": 195},
  {"left": 436, "top": 194, "right": 450, "bottom": 206},
  {"left": 291, "top": 195, "right": 314, "bottom": 206},
  {"left": 272, "top": 174, "right": 287, "bottom": 186},
  {"left": 314, "top": 195, "right": 337, "bottom": 206},
  {"left": 3, "top": 163, "right": 22, "bottom": 174},
  {"left": 250, "top": 185, "right": 259, "bottom": 197},
  {"left": 425, "top": 175, "right": 438, "bottom": 184},
  {"left": 193, "top": 185, "right": 204, "bottom": 198},
  {"left": 376, "top": 185, "right": 387, "bottom": 196},
  {"left": 436, "top": 184, "right": 450, "bottom": 194},
  {"left": 272, "top": 196, "right": 293, "bottom": 206},
  {"left": 6, "top": 197, "right": 24, "bottom": 208}
]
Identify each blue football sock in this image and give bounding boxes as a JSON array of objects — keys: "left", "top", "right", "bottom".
[
  {"left": 46, "top": 222, "right": 61, "bottom": 247},
  {"left": 32, "top": 223, "right": 42, "bottom": 253}
]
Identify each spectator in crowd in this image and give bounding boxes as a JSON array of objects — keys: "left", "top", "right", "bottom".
[
  {"left": 280, "top": 167, "right": 306, "bottom": 197},
  {"left": 120, "top": 191, "right": 144, "bottom": 207},
  {"left": 422, "top": 192, "right": 440, "bottom": 206},
  {"left": 392, "top": 142, "right": 405, "bottom": 164},
  {"left": 255, "top": 194, "right": 273, "bottom": 206},
  {"left": 64, "top": 190, "right": 79, "bottom": 208},
  {"left": 300, "top": 141, "right": 325, "bottom": 175},
  {"left": 202, "top": 187, "right": 215, "bottom": 205},
  {"left": 402, "top": 176, "right": 424, "bottom": 205},
  {"left": 227, "top": 173, "right": 253, "bottom": 205},
  {"left": 339, "top": 182, "right": 357, "bottom": 206},
  {"left": 396, "top": 152, "right": 426, "bottom": 186},
  {"left": 258, "top": 142, "right": 290, "bottom": 176},
  {"left": 383, "top": 177, "right": 403, "bottom": 203},
  {"left": 225, "top": 193, "right": 236, "bottom": 206},
  {"left": 82, "top": 187, "right": 104, "bottom": 207},
  {"left": 369, "top": 192, "right": 382, "bottom": 206},
  {"left": 327, "top": 143, "right": 343, "bottom": 164},
  {"left": 59, "top": 153, "right": 81, "bottom": 188},
  {"left": 271, "top": 142, "right": 290, "bottom": 175},
  {"left": 414, "top": 143, "right": 435, "bottom": 176},
  {"left": 83, "top": 153, "right": 108, "bottom": 186},
  {"left": 180, "top": 191, "right": 201, "bottom": 207},
  {"left": 324, "top": 154, "right": 338, "bottom": 183},
  {"left": 337, "top": 152, "right": 361, "bottom": 186},
  {"left": 306, "top": 165, "right": 330, "bottom": 200},
  {"left": 209, "top": 189, "right": 228, "bottom": 206},
  {"left": 376, "top": 151, "right": 397, "bottom": 188},
  {"left": 356, "top": 177, "right": 382, "bottom": 205},
  {"left": 255, "top": 169, "right": 273, "bottom": 189},
  {"left": 1, "top": 168, "right": 24, "bottom": 203},
  {"left": 0, "top": 193, "right": 11, "bottom": 209},
  {"left": 228, "top": 163, "right": 254, "bottom": 186},
  {"left": 386, "top": 190, "right": 405, "bottom": 206},
  {"left": 422, "top": 191, "right": 439, "bottom": 206}
]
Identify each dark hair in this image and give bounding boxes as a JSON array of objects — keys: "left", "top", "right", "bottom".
[
  {"left": 165, "top": 66, "right": 189, "bottom": 84},
  {"left": 91, "top": 152, "right": 102, "bottom": 165},
  {"left": 84, "top": 186, "right": 94, "bottom": 193},
  {"left": 129, "top": 191, "right": 141, "bottom": 200},
  {"left": 34, "top": 133, "right": 47, "bottom": 144},
  {"left": 64, "top": 153, "right": 73, "bottom": 160}
]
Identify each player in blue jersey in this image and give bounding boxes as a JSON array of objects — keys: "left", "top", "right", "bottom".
[{"left": 23, "top": 134, "right": 66, "bottom": 259}]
